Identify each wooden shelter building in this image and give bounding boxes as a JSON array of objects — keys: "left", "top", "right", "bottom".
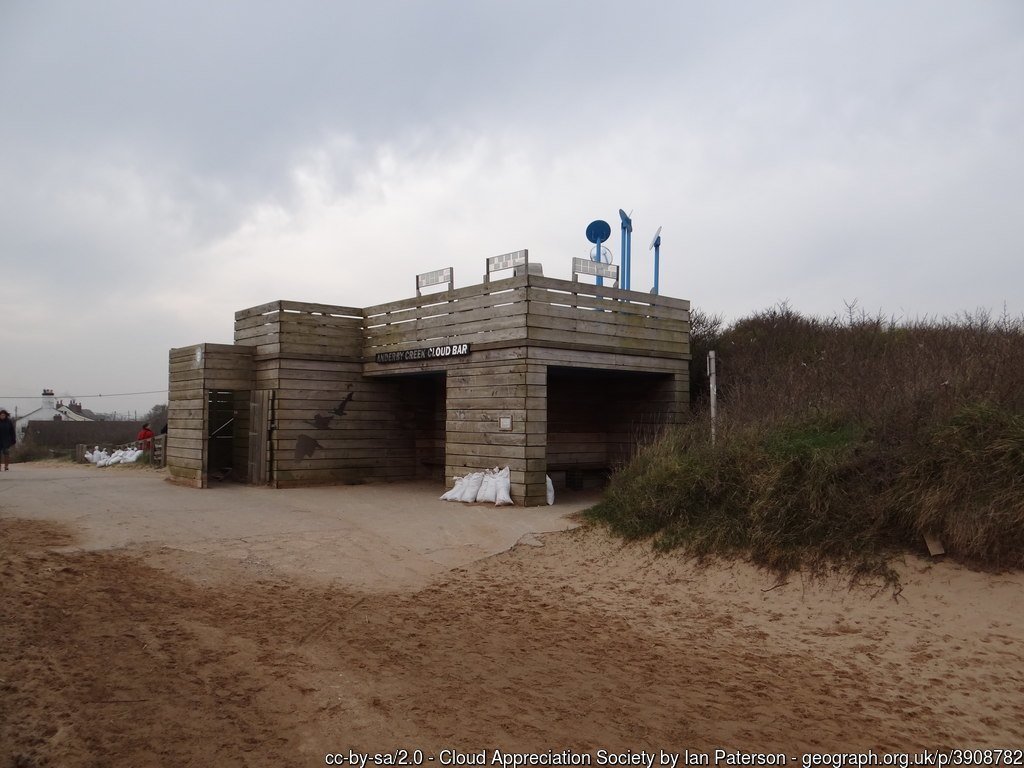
[{"left": 167, "top": 268, "right": 690, "bottom": 506}]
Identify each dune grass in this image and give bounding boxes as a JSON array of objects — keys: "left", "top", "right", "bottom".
[{"left": 588, "top": 305, "right": 1024, "bottom": 580}]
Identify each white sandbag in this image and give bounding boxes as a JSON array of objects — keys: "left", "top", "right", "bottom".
[
  {"left": 546, "top": 475, "right": 555, "bottom": 505},
  {"left": 476, "top": 471, "right": 498, "bottom": 503},
  {"left": 494, "top": 466, "right": 514, "bottom": 506},
  {"left": 440, "top": 476, "right": 464, "bottom": 501},
  {"left": 459, "top": 472, "right": 485, "bottom": 502}
]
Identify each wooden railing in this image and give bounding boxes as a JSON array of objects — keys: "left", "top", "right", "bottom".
[
  {"left": 363, "top": 275, "right": 529, "bottom": 356},
  {"left": 233, "top": 275, "right": 690, "bottom": 364},
  {"left": 525, "top": 275, "right": 690, "bottom": 359},
  {"left": 363, "top": 274, "right": 690, "bottom": 360},
  {"left": 234, "top": 300, "right": 364, "bottom": 359}
]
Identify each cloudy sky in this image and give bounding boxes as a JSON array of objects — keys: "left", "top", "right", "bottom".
[{"left": 1, "top": 1, "right": 1021, "bottom": 416}]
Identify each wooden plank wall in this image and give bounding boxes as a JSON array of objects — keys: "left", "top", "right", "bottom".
[
  {"left": 525, "top": 276, "right": 690, "bottom": 360},
  {"left": 167, "top": 343, "right": 254, "bottom": 487},
  {"left": 168, "top": 345, "right": 205, "bottom": 487},
  {"left": 268, "top": 359, "right": 416, "bottom": 488},
  {"left": 443, "top": 347, "right": 547, "bottom": 506},
  {"left": 528, "top": 347, "right": 688, "bottom": 402},
  {"left": 523, "top": 357, "right": 548, "bottom": 505},
  {"left": 363, "top": 278, "right": 528, "bottom": 357},
  {"left": 234, "top": 300, "right": 364, "bottom": 359},
  {"left": 234, "top": 302, "right": 415, "bottom": 489}
]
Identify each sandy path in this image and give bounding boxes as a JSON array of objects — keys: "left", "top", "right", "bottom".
[
  {"left": 0, "top": 464, "right": 590, "bottom": 588},
  {"left": 3, "top": 465, "right": 1023, "bottom": 766}
]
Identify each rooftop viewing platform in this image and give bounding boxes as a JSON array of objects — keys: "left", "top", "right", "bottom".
[{"left": 232, "top": 273, "right": 691, "bottom": 368}]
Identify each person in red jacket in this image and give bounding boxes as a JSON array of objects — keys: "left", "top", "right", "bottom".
[{"left": 137, "top": 423, "right": 155, "bottom": 450}]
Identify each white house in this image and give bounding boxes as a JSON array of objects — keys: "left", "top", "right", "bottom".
[{"left": 14, "top": 389, "right": 93, "bottom": 440}]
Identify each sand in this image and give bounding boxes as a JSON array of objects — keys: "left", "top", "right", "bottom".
[{"left": 2, "top": 464, "right": 1023, "bottom": 767}]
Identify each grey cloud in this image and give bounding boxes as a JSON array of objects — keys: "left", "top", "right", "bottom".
[{"left": 1, "top": 0, "right": 1021, "bottom": 412}]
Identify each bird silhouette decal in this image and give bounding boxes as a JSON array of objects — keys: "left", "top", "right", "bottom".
[
  {"left": 295, "top": 434, "right": 323, "bottom": 460},
  {"left": 305, "top": 391, "right": 355, "bottom": 429},
  {"left": 308, "top": 413, "right": 333, "bottom": 429},
  {"left": 332, "top": 391, "right": 355, "bottom": 417}
]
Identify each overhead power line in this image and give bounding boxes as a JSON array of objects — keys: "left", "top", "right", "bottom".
[{"left": 0, "top": 389, "right": 169, "bottom": 399}]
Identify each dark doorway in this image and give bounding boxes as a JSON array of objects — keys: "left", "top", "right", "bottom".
[
  {"left": 546, "top": 367, "right": 674, "bottom": 489},
  {"left": 207, "top": 389, "right": 250, "bottom": 483},
  {"left": 394, "top": 372, "right": 447, "bottom": 482}
]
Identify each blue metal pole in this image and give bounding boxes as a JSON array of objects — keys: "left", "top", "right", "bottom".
[
  {"left": 620, "top": 222, "right": 627, "bottom": 290},
  {"left": 625, "top": 228, "right": 632, "bottom": 290},
  {"left": 595, "top": 238, "right": 603, "bottom": 287},
  {"left": 653, "top": 239, "right": 660, "bottom": 295}
]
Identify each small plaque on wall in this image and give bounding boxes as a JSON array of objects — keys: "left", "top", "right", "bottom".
[{"left": 498, "top": 416, "right": 513, "bottom": 431}]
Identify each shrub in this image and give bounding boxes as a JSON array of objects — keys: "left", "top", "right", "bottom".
[
  {"left": 9, "top": 443, "right": 52, "bottom": 463},
  {"left": 592, "top": 305, "right": 1024, "bottom": 579}
]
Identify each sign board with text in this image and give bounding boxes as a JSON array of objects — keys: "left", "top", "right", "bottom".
[{"left": 374, "top": 343, "right": 471, "bottom": 364}]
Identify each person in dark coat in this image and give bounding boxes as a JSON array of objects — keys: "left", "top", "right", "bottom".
[{"left": 0, "top": 409, "right": 16, "bottom": 471}]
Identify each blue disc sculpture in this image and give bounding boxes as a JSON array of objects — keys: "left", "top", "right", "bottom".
[{"left": 585, "top": 220, "right": 612, "bottom": 287}]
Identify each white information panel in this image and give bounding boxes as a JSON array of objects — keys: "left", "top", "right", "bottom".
[
  {"left": 416, "top": 266, "right": 454, "bottom": 296},
  {"left": 572, "top": 257, "right": 619, "bottom": 283},
  {"left": 486, "top": 249, "right": 528, "bottom": 277}
]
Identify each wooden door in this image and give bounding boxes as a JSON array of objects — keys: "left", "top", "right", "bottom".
[{"left": 248, "top": 390, "right": 273, "bottom": 485}]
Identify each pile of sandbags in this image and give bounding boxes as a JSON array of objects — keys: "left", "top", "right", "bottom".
[
  {"left": 441, "top": 466, "right": 514, "bottom": 505},
  {"left": 440, "top": 467, "right": 555, "bottom": 506},
  {"left": 84, "top": 445, "right": 146, "bottom": 467}
]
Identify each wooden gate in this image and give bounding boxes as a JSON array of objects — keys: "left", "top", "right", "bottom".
[
  {"left": 151, "top": 434, "right": 167, "bottom": 468},
  {"left": 248, "top": 390, "right": 273, "bottom": 485}
]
